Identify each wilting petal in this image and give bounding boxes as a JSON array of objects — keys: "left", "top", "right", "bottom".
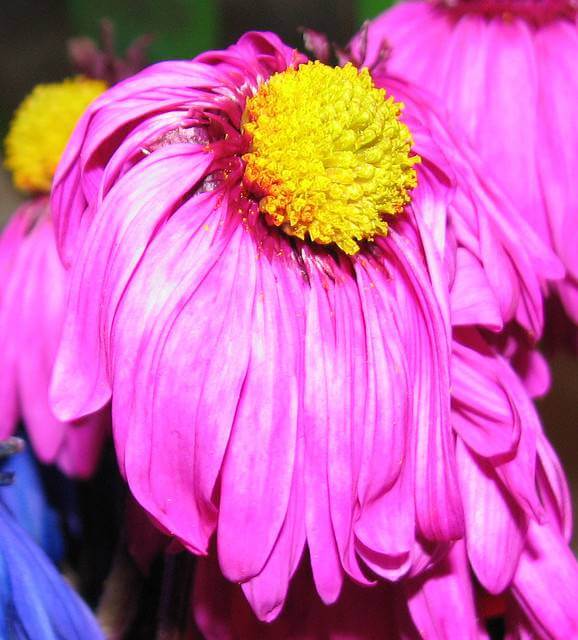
[
  {"left": 512, "top": 521, "right": 578, "bottom": 639},
  {"left": 0, "top": 206, "right": 31, "bottom": 439},
  {"left": 51, "top": 144, "right": 213, "bottom": 422},
  {"left": 451, "top": 332, "right": 521, "bottom": 458},
  {"left": 405, "top": 541, "right": 485, "bottom": 640},
  {"left": 456, "top": 440, "right": 526, "bottom": 594},
  {"left": 450, "top": 248, "right": 502, "bottom": 330},
  {"left": 386, "top": 232, "right": 463, "bottom": 541},
  {"left": 303, "top": 268, "right": 344, "bottom": 603},
  {"left": 112, "top": 191, "right": 253, "bottom": 554},
  {"left": 535, "top": 431, "right": 573, "bottom": 542},
  {"left": 219, "top": 251, "right": 301, "bottom": 585}
]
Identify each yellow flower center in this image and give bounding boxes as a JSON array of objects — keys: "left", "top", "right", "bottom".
[
  {"left": 241, "top": 61, "right": 419, "bottom": 255},
  {"left": 4, "top": 77, "right": 106, "bottom": 194}
]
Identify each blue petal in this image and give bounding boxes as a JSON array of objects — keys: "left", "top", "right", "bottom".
[
  {"left": 0, "top": 446, "right": 64, "bottom": 563},
  {"left": 0, "top": 502, "right": 103, "bottom": 639}
]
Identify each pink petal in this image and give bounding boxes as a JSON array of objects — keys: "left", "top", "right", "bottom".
[
  {"left": 512, "top": 521, "right": 578, "bottom": 639},
  {"left": 111, "top": 189, "right": 253, "bottom": 554},
  {"left": 51, "top": 144, "right": 213, "bottom": 422},
  {"left": 303, "top": 268, "right": 343, "bottom": 604},
  {"left": 240, "top": 426, "right": 305, "bottom": 622},
  {"left": 0, "top": 203, "right": 33, "bottom": 439},
  {"left": 451, "top": 333, "right": 521, "bottom": 459},
  {"left": 218, "top": 251, "right": 301, "bottom": 584},
  {"left": 450, "top": 248, "right": 502, "bottom": 330},
  {"left": 386, "top": 231, "right": 463, "bottom": 541},
  {"left": 405, "top": 541, "right": 486, "bottom": 640},
  {"left": 456, "top": 440, "right": 526, "bottom": 594},
  {"left": 535, "top": 430, "right": 573, "bottom": 542}
]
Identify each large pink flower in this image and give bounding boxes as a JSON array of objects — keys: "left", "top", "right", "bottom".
[
  {"left": 356, "top": 0, "right": 578, "bottom": 325},
  {"left": 0, "top": 198, "right": 108, "bottom": 477},
  {"left": 49, "top": 31, "right": 565, "bottom": 621}
]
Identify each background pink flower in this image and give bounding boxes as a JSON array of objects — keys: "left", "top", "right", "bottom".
[
  {"left": 0, "top": 198, "right": 108, "bottom": 477},
  {"left": 355, "top": 0, "right": 578, "bottom": 325}
]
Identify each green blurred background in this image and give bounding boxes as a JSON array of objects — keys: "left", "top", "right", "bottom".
[{"left": 0, "top": 0, "right": 393, "bottom": 144}]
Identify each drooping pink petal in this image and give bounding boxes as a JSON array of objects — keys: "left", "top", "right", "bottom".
[
  {"left": 512, "top": 521, "right": 578, "bottom": 639},
  {"left": 51, "top": 144, "right": 213, "bottom": 422},
  {"left": 450, "top": 248, "right": 502, "bottom": 330},
  {"left": 218, "top": 248, "right": 302, "bottom": 586},
  {"left": 535, "top": 430, "right": 573, "bottom": 542},
  {"left": 405, "top": 541, "right": 486, "bottom": 640},
  {"left": 302, "top": 267, "right": 344, "bottom": 604},
  {"left": 384, "top": 231, "right": 463, "bottom": 541},
  {"left": 111, "top": 189, "right": 253, "bottom": 555},
  {"left": 456, "top": 440, "right": 526, "bottom": 594},
  {"left": 240, "top": 424, "right": 305, "bottom": 622},
  {"left": 451, "top": 334, "right": 521, "bottom": 459}
]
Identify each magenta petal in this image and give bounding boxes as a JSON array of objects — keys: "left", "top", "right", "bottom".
[
  {"left": 0, "top": 204, "right": 33, "bottom": 439},
  {"left": 51, "top": 145, "right": 213, "bottom": 422},
  {"left": 240, "top": 430, "right": 305, "bottom": 622},
  {"left": 325, "top": 269, "right": 375, "bottom": 585},
  {"left": 111, "top": 191, "right": 253, "bottom": 554},
  {"left": 355, "top": 467, "right": 414, "bottom": 579},
  {"left": 15, "top": 214, "right": 67, "bottom": 463},
  {"left": 405, "top": 541, "right": 484, "bottom": 640},
  {"left": 55, "top": 412, "right": 110, "bottom": 479},
  {"left": 535, "top": 431, "right": 573, "bottom": 542},
  {"left": 535, "top": 22, "right": 578, "bottom": 283},
  {"left": 386, "top": 231, "right": 463, "bottom": 541},
  {"left": 451, "top": 335, "right": 521, "bottom": 459},
  {"left": 450, "top": 248, "right": 502, "bottom": 330},
  {"left": 512, "top": 521, "right": 578, "bottom": 639},
  {"left": 303, "top": 268, "right": 343, "bottom": 604},
  {"left": 218, "top": 254, "right": 301, "bottom": 584},
  {"left": 353, "top": 258, "right": 413, "bottom": 562},
  {"left": 456, "top": 440, "right": 526, "bottom": 594}
]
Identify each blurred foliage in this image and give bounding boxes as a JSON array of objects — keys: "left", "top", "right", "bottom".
[
  {"left": 358, "top": 0, "right": 393, "bottom": 22},
  {"left": 67, "top": 0, "right": 219, "bottom": 61}
]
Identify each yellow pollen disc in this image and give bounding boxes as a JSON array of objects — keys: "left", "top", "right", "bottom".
[
  {"left": 4, "top": 77, "right": 107, "bottom": 193},
  {"left": 241, "top": 61, "right": 420, "bottom": 255}
]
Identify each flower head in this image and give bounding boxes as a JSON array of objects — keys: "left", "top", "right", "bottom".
[
  {"left": 242, "top": 61, "right": 419, "bottom": 253},
  {"left": 0, "top": 198, "right": 109, "bottom": 478},
  {"left": 357, "top": 0, "right": 578, "bottom": 326},
  {"left": 0, "top": 75, "right": 110, "bottom": 477},
  {"left": 4, "top": 77, "right": 106, "bottom": 194},
  {"left": 49, "top": 31, "right": 563, "bottom": 621}
]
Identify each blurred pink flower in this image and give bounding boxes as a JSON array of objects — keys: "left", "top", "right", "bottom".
[
  {"left": 355, "top": 0, "right": 578, "bottom": 326},
  {"left": 49, "top": 31, "right": 567, "bottom": 622},
  {"left": 0, "top": 198, "right": 108, "bottom": 477}
]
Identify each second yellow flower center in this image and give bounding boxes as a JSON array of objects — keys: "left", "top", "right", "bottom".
[
  {"left": 4, "top": 77, "right": 106, "bottom": 194},
  {"left": 242, "top": 61, "right": 419, "bottom": 255}
]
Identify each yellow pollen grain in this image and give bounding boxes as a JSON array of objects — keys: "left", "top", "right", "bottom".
[
  {"left": 241, "top": 61, "right": 420, "bottom": 254},
  {"left": 4, "top": 77, "right": 107, "bottom": 194}
]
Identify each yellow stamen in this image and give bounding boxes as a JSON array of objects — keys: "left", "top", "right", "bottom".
[
  {"left": 242, "top": 61, "right": 420, "bottom": 255},
  {"left": 4, "top": 77, "right": 106, "bottom": 194}
]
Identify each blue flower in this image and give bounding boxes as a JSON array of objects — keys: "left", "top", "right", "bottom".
[{"left": 0, "top": 500, "right": 103, "bottom": 639}]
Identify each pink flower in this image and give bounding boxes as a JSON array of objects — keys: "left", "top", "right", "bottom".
[
  {"left": 49, "top": 31, "right": 565, "bottom": 622},
  {"left": 0, "top": 198, "right": 108, "bottom": 477},
  {"left": 355, "top": 0, "right": 578, "bottom": 325}
]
